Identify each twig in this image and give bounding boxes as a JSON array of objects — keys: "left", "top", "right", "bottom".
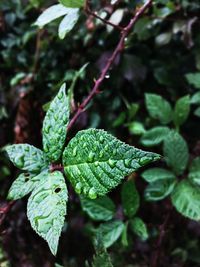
[
  {"left": 67, "top": 0, "right": 152, "bottom": 131},
  {"left": 150, "top": 207, "right": 172, "bottom": 267},
  {"left": 85, "top": 0, "right": 123, "bottom": 31}
]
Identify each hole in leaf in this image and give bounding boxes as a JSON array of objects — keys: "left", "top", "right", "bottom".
[{"left": 55, "top": 187, "right": 61, "bottom": 193}]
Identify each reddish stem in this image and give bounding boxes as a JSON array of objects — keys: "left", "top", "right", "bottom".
[{"left": 67, "top": 0, "right": 152, "bottom": 131}]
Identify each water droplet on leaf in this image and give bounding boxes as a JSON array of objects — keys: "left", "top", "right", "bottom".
[
  {"left": 88, "top": 188, "right": 97, "bottom": 199},
  {"left": 88, "top": 152, "right": 95, "bottom": 162},
  {"left": 58, "top": 91, "right": 63, "bottom": 99},
  {"left": 15, "top": 156, "right": 24, "bottom": 168},
  {"left": 124, "top": 159, "right": 132, "bottom": 168},
  {"left": 75, "top": 182, "right": 82, "bottom": 194},
  {"left": 99, "top": 136, "right": 104, "bottom": 143},
  {"left": 108, "top": 159, "right": 116, "bottom": 168},
  {"left": 73, "top": 147, "right": 77, "bottom": 157},
  {"left": 105, "top": 144, "right": 109, "bottom": 152},
  {"left": 139, "top": 157, "right": 150, "bottom": 166}
]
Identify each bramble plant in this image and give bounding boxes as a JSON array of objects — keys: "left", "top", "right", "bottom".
[{"left": 5, "top": 83, "right": 160, "bottom": 255}]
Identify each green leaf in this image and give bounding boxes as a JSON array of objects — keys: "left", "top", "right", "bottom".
[
  {"left": 145, "top": 179, "right": 176, "bottom": 201},
  {"left": 91, "top": 235, "right": 113, "bottom": 267},
  {"left": 80, "top": 196, "right": 115, "bottom": 221},
  {"left": 5, "top": 144, "right": 48, "bottom": 172},
  {"left": 141, "top": 168, "right": 176, "bottom": 183},
  {"left": 189, "top": 157, "right": 200, "bottom": 186},
  {"left": 185, "top": 73, "right": 200, "bottom": 89},
  {"left": 140, "top": 126, "right": 170, "bottom": 147},
  {"left": 8, "top": 170, "right": 48, "bottom": 200},
  {"left": 163, "top": 131, "right": 189, "bottom": 175},
  {"left": 59, "top": 0, "right": 84, "bottom": 8},
  {"left": 145, "top": 93, "right": 173, "bottom": 124},
  {"left": 34, "top": 4, "right": 70, "bottom": 27},
  {"left": 121, "top": 180, "right": 140, "bottom": 218},
  {"left": 171, "top": 180, "right": 200, "bottom": 221},
  {"left": 42, "top": 84, "right": 70, "bottom": 162},
  {"left": 191, "top": 92, "right": 200, "bottom": 104},
  {"left": 63, "top": 129, "right": 160, "bottom": 198},
  {"left": 130, "top": 217, "right": 148, "bottom": 241},
  {"left": 173, "top": 95, "right": 190, "bottom": 127},
  {"left": 27, "top": 171, "right": 68, "bottom": 255},
  {"left": 121, "top": 222, "right": 128, "bottom": 247},
  {"left": 96, "top": 220, "right": 124, "bottom": 248},
  {"left": 58, "top": 9, "right": 79, "bottom": 39},
  {"left": 128, "top": 121, "right": 146, "bottom": 135},
  {"left": 194, "top": 107, "right": 200, "bottom": 117}
]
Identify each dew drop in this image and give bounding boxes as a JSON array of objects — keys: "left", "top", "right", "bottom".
[
  {"left": 80, "top": 135, "right": 84, "bottom": 141},
  {"left": 124, "top": 158, "right": 132, "bottom": 168},
  {"left": 105, "top": 144, "right": 109, "bottom": 152},
  {"left": 58, "top": 128, "right": 63, "bottom": 135},
  {"left": 83, "top": 187, "right": 88, "bottom": 195},
  {"left": 113, "top": 149, "right": 117, "bottom": 156},
  {"left": 88, "top": 188, "right": 97, "bottom": 199},
  {"left": 99, "top": 151, "right": 104, "bottom": 158},
  {"left": 108, "top": 159, "right": 116, "bottom": 168},
  {"left": 105, "top": 74, "right": 110, "bottom": 79},
  {"left": 94, "top": 161, "right": 99, "bottom": 167},
  {"left": 44, "top": 125, "right": 51, "bottom": 134},
  {"left": 24, "top": 146, "right": 29, "bottom": 152},
  {"left": 73, "top": 147, "right": 77, "bottom": 157},
  {"left": 88, "top": 152, "right": 95, "bottom": 162},
  {"left": 54, "top": 114, "right": 58, "bottom": 120},
  {"left": 139, "top": 157, "right": 150, "bottom": 166},
  {"left": 43, "top": 144, "right": 49, "bottom": 153},
  {"left": 75, "top": 182, "right": 82, "bottom": 194},
  {"left": 83, "top": 143, "right": 87, "bottom": 148},
  {"left": 32, "top": 151, "right": 37, "bottom": 156},
  {"left": 58, "top": 91, "right": 63, "bottom": 99},
  {"left": 99, "top": 136, "right": 104, "bottom": 143},
  {"left": 15, "top": 156, "right": 24, "bottom": 168}
]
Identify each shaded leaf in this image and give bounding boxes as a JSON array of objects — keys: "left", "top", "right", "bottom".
[
  {"left": 189, "top": 157, "right": 200, "bottom": 186},
  {"left": 96, "top": 220, "right": 124, "bottom": 248},
  {"left": 81, "top": 196, "right": 115, "bottom": 221},
  {"left": 163, "top": 131, "right": 189, "bottom": 175},
  {"left": 173, "top": 95, "right": 190, "bottom": 127},
  {"left": 145, "top": 179, "right": 176, "bottom": 201},
  {"left": 130, "top": 217, "right": 148, "bottom": 241},
  {"left": 141, "top": 168, "right": 176, "bottom": 183},
  {"left": 171, "top": 180, "right": 200, "bottom": 221},
  {"left": 121, "top": 180, "right": 140, "bottom": 218},
  {"left": 140, "top": 126, "right": 170, "bottom": 147},
  {"left": 145, "top": 93, "right": 173, "bottom": 124}
]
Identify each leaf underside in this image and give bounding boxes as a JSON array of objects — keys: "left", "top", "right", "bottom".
[
  {"left": 63, "top": 129, "right": 160, "bottom": 198},
  {"left": 27, "top": 171, "right": 68, "bottom": 255}
]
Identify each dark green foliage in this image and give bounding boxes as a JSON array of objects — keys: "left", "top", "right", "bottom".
[{"left": 1, "top": 0, "right": 200, "bottom": 265}]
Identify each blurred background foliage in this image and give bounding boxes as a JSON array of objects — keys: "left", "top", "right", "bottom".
[{"left": 1, "top": 0, "right": 200, "bottom": 266}]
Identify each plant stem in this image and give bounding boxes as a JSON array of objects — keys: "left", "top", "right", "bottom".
[
  {"left": 67, "top": 0, "right": 152, "bottom": 131},
  {"left": 150, "top": 207, "right": 172, "bottom": 267}
]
